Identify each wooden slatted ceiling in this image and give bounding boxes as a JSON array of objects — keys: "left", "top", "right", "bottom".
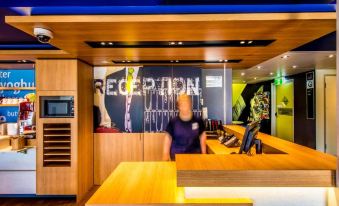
[{"left": 5, "top": 13, "right": 336, "bottom": 69}]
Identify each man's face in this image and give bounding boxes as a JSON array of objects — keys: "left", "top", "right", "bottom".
[{"left": 178, "top": 98, "right": 192, "bottom": 115}]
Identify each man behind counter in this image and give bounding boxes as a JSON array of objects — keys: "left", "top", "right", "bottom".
[{"left": 163, "top": 94, "right": 207, "bottom": 161}]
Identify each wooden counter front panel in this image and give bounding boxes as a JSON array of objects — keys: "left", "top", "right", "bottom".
[
  {"left": 94, "top": 133, "right": 143, "bottom": 185},
  {"left": 143, "top": 133, "right": 166, "bottom": 161}
]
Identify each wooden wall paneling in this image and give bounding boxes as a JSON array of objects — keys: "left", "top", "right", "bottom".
[
  {"left": 76, "top": 61, "right": 94, "bottom": 201},
  {"left": 36, "top": 59, "right": 77, "bottom": 91},
  {"left": 94, "top": 133, "right": 143, "bottom": 185},
  {"left": 143, "top": 133, "right": 166, "bottom": 161},
  {"left": 36, "top": 117, "right": 77, "bottom": 195},
  {"left": 35, "top": 76, "right": 78, "bottom": 194}
]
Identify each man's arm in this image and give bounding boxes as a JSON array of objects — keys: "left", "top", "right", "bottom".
[
  {"left": 200, "top": 131, "right": 207, "bottom": 154},
  {"left": 162, "top": 133, "right": 172, "bottom": 161}
]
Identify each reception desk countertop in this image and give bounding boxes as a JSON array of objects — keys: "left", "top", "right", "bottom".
[
  {"left": 176, "top": 125, "right": 336, "bottom": 187},
  {"left": 86, "top": 162, "right": 252, "bottom": 206}
]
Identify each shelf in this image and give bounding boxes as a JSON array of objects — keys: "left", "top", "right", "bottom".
[
  {"left": 44, "top": 140, "right": 71, "bottom": 143},
  {"left": 44, "top": 134, "right": 71, "bottom": 137},
  {"left": 44, "top": 147, "right": 71, "bottom": 149},
  {"left": 0, "top": 104, "right": 19, "bottom": 107},
  {"left": 44, "top": 159, "right": 71, "bottom": 162},
  {"left": 44, "top": 152, "right": 71, "bottom": 156},
  {"left": 44, "top": 128, "right": 71, "bottom": 131},
  {"left": 0, "top": 87, "right": 36, "bottom": 90}
]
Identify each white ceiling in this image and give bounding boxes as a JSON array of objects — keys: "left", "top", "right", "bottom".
[{"left": 232, "top": 51, "right": 336, "bottom": 84}]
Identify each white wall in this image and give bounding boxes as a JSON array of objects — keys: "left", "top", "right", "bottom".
[{"left": 316, "top": 69, "right": 336, "bottom": 152}]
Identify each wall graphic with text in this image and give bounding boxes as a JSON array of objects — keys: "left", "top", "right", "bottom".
[
  {"left": 94, "top": 66, "right": 202, "bottom": 133},
  {"left": 0, "top": 69, "right": 35, "bottom": 123}
]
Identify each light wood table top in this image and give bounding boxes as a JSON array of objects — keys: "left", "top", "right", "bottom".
[
  {"left": 176, "top": 125, "right": 336, "bottom": 187},
  {"left": 86, "top": 162, "right": 252, "bottom": 206}
]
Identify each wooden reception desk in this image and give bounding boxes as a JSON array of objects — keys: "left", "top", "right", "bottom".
[
  {"left": 86, "top": 162, "right": 252, "bottom": 206},
  {"left": 87, "top": 125, "right": 336, "bottom": 205},
  {"left": 176, "top": 125, "right": 337, "bottom": 187}
]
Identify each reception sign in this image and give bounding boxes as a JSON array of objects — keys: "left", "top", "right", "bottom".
[{"left": 94, "top": 66, "right": 202, "bottom": 133}]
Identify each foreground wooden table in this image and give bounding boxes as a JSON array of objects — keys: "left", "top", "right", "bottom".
[
  {"left": 177, "top": 125, "right": 336, "bottom": 187},
  {"left": 86, "top": 162, "right": 252, "bottom": 206}
]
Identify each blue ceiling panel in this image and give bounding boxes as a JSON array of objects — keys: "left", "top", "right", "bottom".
[{"left": 30, "top": 4, "right": 336, "bottom": 15}]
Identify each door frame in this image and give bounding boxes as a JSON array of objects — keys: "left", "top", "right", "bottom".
[
  {"left": 271, "top": 79, "right": 295, "bottom": 141},
  {"left": 324, "top": 74, "right": 336, "bottom": 153}
]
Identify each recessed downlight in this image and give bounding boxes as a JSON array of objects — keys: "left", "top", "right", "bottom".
[
  {"left": 178, "top": 41, "right": 183, "bottom": 45},
  {"left": 175, "top": 60, "right": 179, "bottom": 63},
  {"left": 254, "top": 77, "right": 257, "bottom": 80},
  {"left": 292, "top": 65, "right": 297, "bottom": 69},
  {"left": 240, "top": 41, "right": 245, "bottom": 44},
  {"left": 224, "top": 60, "right": 228, "bottom": 62},
  {"left": 219, "top": 59, "right": 223, "bottom": 62},
  {"left": 270, "top": 72, "right": 274, "bottom": 75},
  {"left": 328, "top": 54, "right": 334, "bottom": 58},
  {"left": 248, "top": 41, "right": 253, "bottom": 44},
  {"left": 281, "top": 55, "right": 289, "bottom": 59},
  {"left": 241, "top": 72, "right": 245, "bottom": 76},
  {"left": 108, "top": 42, "right": 113, "bottom": 45},
  {"left": 100, "top": 42, "right": 106, "bottom": 46},
  {"left": 257, "top": 66, "right": 262, "bottom": 70}
]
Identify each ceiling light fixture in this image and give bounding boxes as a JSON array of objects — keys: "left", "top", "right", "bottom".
[
  {"left": 178, "top": 42, "right": 183, "bottom": 45},
  {"left": 122, "top": 60, "right": 126, "bottom": 63},
  {"left": 257, "top": 66, "right": 262, "bottom": 70},
  {"left": 175, "top": 60, "right": 179, "bottom": 63},
  {"left": 248, "top": 41, "right": 253, "bottom": 44},
  {"left": 254, "top": 77, "right": 257, "bottom": 80},
  {"left": 241, "top": 72, "right": 245, "bottom": 76},
  {"left": 292, "top": 65, "right": 297, "bottom": 69},
  {"left": 328, "top": 54, "right": 334, "bottom": 58},
  {"left": 219, "top": 59, "right": 223, "bottom": 62},
  {"left": 108, "top": 42, "right": 113, "bottom": 45},
  {"left": 240, "top": 41, "right": 245, "bottom": 44},
  {"left": 270, "top": 72, "right": 274, "bottom": 75},
  {"left": 224, "top": 60, "right": 228, "bottom": 62},
  {"left": 100, "top": 42, "right": 106, "bottom": 46},
  {"left": 281, "top": 55, "right": 289, "bottom": 59},
  {"left": 169, "top": 42, "right": 176, "bottom": 45}
]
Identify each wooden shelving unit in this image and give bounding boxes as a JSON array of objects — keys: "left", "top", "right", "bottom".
[
  {"left": 43, "top": 123, "right": 71, "bottom": 167},
  {"left": 0, "top": 87, "right": 36, "bottom": 90}
]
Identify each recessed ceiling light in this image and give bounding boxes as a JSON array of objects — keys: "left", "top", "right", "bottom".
[
  {"left": 100, "top": 42, "right": 106, "bottom": 46},
  {"left": 270, "top": 72, "right": 274, "bottom": 75},
  {"left": 281, "top": 55, "right": 289, "bottom": 59},
  {"left": 248, "top": 41, "right": 253, "bottom": 44},
  {"left": 108, "top": 42, "right": 113, "bottom": 45},
  {"left": 127, "top": 60, "right": 131, "bottom": 63},
  {"left": 122, "top": 60, "right": 126, "bottom": 63},
  {"left": 224, "top": 60, "right": 228, "bottom": 62},
  {"left": 240, "top": 41, "right": 245, "bottom": 44},
  {"left": 257, "top": 66, "right": 262, "bottom": 70},
  {"left": 241, "top": 72, "right": 245, "bottom": 76},
  {"left": 254, "top": 77, "right": 257, "bottom": 80},
  {"left": 170, "top": 60, "right": 174, "bottom": 63},
  {"left": 22, "top": 60, "right": 27, "bottom": 63},
  {"left": 292, "top": 65, "right": 297, "bottom": 69},
  {"left": 178, "top": 42, "right": 183, "bottom": 45},
  {"left": 17, "top": 60, "right": 22, "bottom": 63},
  {"left": 219, "top": 59, "right": 223, "bottom": 62},
  {"left": 169, "top": 42, "right": 176, "bottom": 45},
  {"left": 175, "top": 60, "right": 179, "bottom": 63},
  {"left": 328, "top": 54, "right": 334, "bottom": 58}
]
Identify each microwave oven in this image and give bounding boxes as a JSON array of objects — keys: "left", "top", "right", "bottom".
[{"left": 40, "top": 96, "right": 74, "bottom": 118}]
